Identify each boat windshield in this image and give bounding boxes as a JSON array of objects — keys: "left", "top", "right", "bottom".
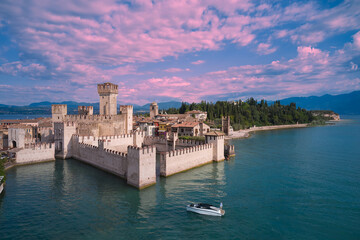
[{"left": 197, "top": 203, "right": 213, "bottom": 209}]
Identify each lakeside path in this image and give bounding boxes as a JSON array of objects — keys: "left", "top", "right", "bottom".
[{"left": 225, "top": 123, "right": 308, "bottom": 140}]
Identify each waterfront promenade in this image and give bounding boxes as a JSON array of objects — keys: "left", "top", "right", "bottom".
[{"left": 226, "top": 123, "right": 308, "bottom": 139}]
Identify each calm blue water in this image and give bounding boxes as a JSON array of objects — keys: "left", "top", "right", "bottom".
[{"left": 1, "top": 117, "right": 359, "bottom": 239}]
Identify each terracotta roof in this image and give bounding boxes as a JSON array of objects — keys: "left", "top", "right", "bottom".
[
  {"left": 172, "top": 122, "right": 200, "bottom": 128},
  {"left": 157, "top": 114, "right": 187, "bottom": 118},
  {"left": 0, "top": 118, "right": 43, "bottom": 124},
  {"left": 186, "top": 110, "right": 206, "bottom": 114},
  {"left": 8, "top": 124, "right": 32, "bottom": 129},
  {"left": 38, "top": 120, "right": 53, "bottom": 128},
  {"left": 205, "top": 131, "right": 225, "bottom": 136}
]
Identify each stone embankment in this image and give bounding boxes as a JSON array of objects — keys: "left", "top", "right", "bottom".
[{"left": 226, "top": 124, "right": 308, "bottom": 140}]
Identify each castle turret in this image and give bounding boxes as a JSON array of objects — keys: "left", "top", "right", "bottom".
[
  {"left": 222, "top": 116, "right": 231, "bottom": 135},
  {"left": 54, "top": 121, "right": 76, "bottom": 159},
  {"left": 78, "top": 106, "right": 93, "bottom": 115},
  {"left": 127, "top": 145, "right": 156, "bottom": 189},
  {"left": 150, "top": 102, "right": 158, "bottom": 118},
  {"left": 98, "top": 82, "right": 118, "bottom": 116},
  {"left": 52, "top": 104, "right": 67, "bottom": 123},
  {"left": 120, "top": 105, "right": 133, "bottom": 134},
  {"left": 205, "top": 131, "right": 225, "bottom": 162}
]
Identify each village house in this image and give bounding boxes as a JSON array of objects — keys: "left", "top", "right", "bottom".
[
  {"left": 8, "top": 124, "right": 35, "bottom": 148},
  {"left": 0, "top": 127, "right": 8, "bottom": 150},
  {"left": 171, "top": 122, "right": 210, "bottom": 137},
  {"left": 185, "top": 110, "right": 207, "bottom": 121}
]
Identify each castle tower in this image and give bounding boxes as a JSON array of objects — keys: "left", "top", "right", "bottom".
[
  {"left": 52, "top": 104, "right": 67, "bottom": 122},
  {"left": 120, "top": 105, "right": 133, "bottom": 134},
  {"left": 150, "top": 102, "right": 158, "bottom": 118},
  {"left": 222, "top": 116, "right": 231, "bottom": 135},
  {"left": 205, "top": 131, "right": 225, "bottom": 162},
  {"left": 127, "top": 146, "right": 156, "bottom": 189},
  {"left": 78, "top": 106, "right": 93, "bottom": 115},
  {"left": 54, "top": 121, "right": 76, "bottom": 159},
  {"left": 97, "top": 82, "right": 118, "bottom": 115}
]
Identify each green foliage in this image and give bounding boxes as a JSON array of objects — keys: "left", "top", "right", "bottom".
[
  {"left": 307, "top": 119, "right": 326, "bottom": 126},
  {"left": 178, "top": 136, "right": 205, "bottom": 142},
  {"left": 165, "top": 99, "right": 317, "bottom": 129}
]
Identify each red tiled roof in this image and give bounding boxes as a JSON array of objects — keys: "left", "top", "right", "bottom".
[
  {"left": 172, "top": 122, "right": 200, "bottom": 128},
  {"left": 8, "top": 124, "right": 32, "bottom": 129},
  {"left": 186, "top": 110, "right": 206, "bottom": 114}
]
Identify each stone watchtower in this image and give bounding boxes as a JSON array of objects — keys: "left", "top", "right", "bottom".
[
  {"left": 150, "top": 102, "right": 158, "bottom": 118},
  {"left": 78, "top": 106, "right": 93, "bottom": 115},
  {"left": 222, "top": 116, "right": 231, "bottom": 135},
  {"left": 205, "top": 131, "right": 225, "bottom": 162},
  {"left": 52, "top": 104, "right": 67, "bottom": 122},
  {"left": 120, "top": 105, "right": 133, "bottom": 134},
  {"left": 98, "top": 82, "right": 118, "bottom": 115}
]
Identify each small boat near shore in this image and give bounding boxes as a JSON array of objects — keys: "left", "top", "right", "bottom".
[{"left": 186, "top": 203, "right": 225, "bottom": 216}]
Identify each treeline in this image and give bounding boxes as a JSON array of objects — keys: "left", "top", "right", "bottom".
[{"left": 166, "top": 98, "right": 317, "bottom": 130}]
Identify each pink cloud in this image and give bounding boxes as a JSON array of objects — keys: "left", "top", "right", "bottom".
[
  {"left": 147, "top": 76, "right": 190, "bottom": 87},
  {"left": 191, "top": 60, "right": 205, "bottom": 65},
  {"left": 163, "top": 68, "right": 190, "bottom": 73},
  {"left": 257, "top": 43, "right": 277, "bottom": 55},
  {"left": 353, "top": 31, "right": 360, "bottom": 49}
]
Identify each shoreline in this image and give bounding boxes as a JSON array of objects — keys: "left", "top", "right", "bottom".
[{"left": 225, "top": 123, "right": 309, "bottom": 140}]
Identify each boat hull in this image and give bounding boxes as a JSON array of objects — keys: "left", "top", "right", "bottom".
[{"left": 186, "top": 206, "right": 225, "bottom": 216}]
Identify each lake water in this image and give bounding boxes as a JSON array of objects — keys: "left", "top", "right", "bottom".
[{"left": 1, "top": 117, "right": 359, "bottom": 239}]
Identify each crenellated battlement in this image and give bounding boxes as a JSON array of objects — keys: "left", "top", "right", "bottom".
[
  {"left": 78, "top": 141, "right": 127, "bottom": 157},
  {"left": 166, "top": 143, "right": 212, "bottom": 157},
  {"left": 159, "top": 142, "right": 214, "bottom": 177},
  {"left": 78, "top": 106, "right": 93, "bottom": 115},
  {"left": 65, "top": 121, "right": 76, "bottom": 127},
  {"left": 224, "top": 144, "right": 235, "bottom": 157},
  {"left": 176, "top": 139, "right": 203, "bottom": 146},
  {"left": 64, "top": 114, "right": 125, "bottom": 122},
  {"left": 24, "top": 142, "right": 53, "bottom": 150},
  {"left": 127, "top": 145, "right": 156, "bottom": 156},
  {"left": 143, "top": 136, "right": 167, "bottom": 145},
  {"left": 97, "top": 82, "right": 118, "bottom": 95}
]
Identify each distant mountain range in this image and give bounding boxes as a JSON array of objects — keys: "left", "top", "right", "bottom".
[
  {"left": 0, "top": 100, "right": 183, "bottom": 115},
  {"left": 277, "top": 91, "right": 360, "bottom": 115},
  {"left": 0, "top": 91, "right": 359, "bottom": 115}
]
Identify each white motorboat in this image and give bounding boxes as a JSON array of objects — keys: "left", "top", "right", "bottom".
[{"left": 186, "top": 203, "right": 225, "bottom": 216}]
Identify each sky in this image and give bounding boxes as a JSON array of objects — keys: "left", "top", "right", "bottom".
[{"left": 0, "top": 0, "right": 359, "bottom": 106}]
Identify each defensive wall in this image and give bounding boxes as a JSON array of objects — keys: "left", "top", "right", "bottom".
[
  {"left": 143, "top": 136, "right": 168, "bottom": 152},
  {"left": 127, "top": 145, "right": 156, "bottom": 189},
  {"left": 77, "top": 131, "right": 144, "bottom": 152},
  {"left": 15, "top": 143, "right": 55, "bottom": 164},
  {"left": 71, "top": 137, "right": 156, "bottom": 189},
  {"left": 225, "top": 145, "right": 235, "bottom": 157},
  {"left": 63, "top": 114, "right": 125, "bottom": 122},
  {"left": 71, "top": 139, "right": 128, "bottom": 178},
  {"left": 159, "top": 143, "right": 213, "bottom": 177}
]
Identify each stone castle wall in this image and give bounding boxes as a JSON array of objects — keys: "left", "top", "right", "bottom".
[
  {"left": 143, "top": 136, "right": 168, "bottom": 152},
  {"left": 127, "top": 145, "right": 156, "bottom": 189},
  {"left": 71, "top": 138, "right": 156, "bottom": 189},
  {"left": 159, "top": 143, "right": 213, "bottom": 177},
  {"left": 76, "top": 131, "right": 144, "bottom": 153},
  {"left": 72, "top": 141, "right": 128, "bottom": 178},
  {"left": 15, "top": 143, "right": 55, "bottom": 164}
]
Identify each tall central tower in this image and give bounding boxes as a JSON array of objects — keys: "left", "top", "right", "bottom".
[{"left": 97, "top": 82, "right": 118, "bottom": 115}]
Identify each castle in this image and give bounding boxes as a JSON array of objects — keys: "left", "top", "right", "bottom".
[{"left": 8, "top": 82, "right": 235, "bottom": 189}]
